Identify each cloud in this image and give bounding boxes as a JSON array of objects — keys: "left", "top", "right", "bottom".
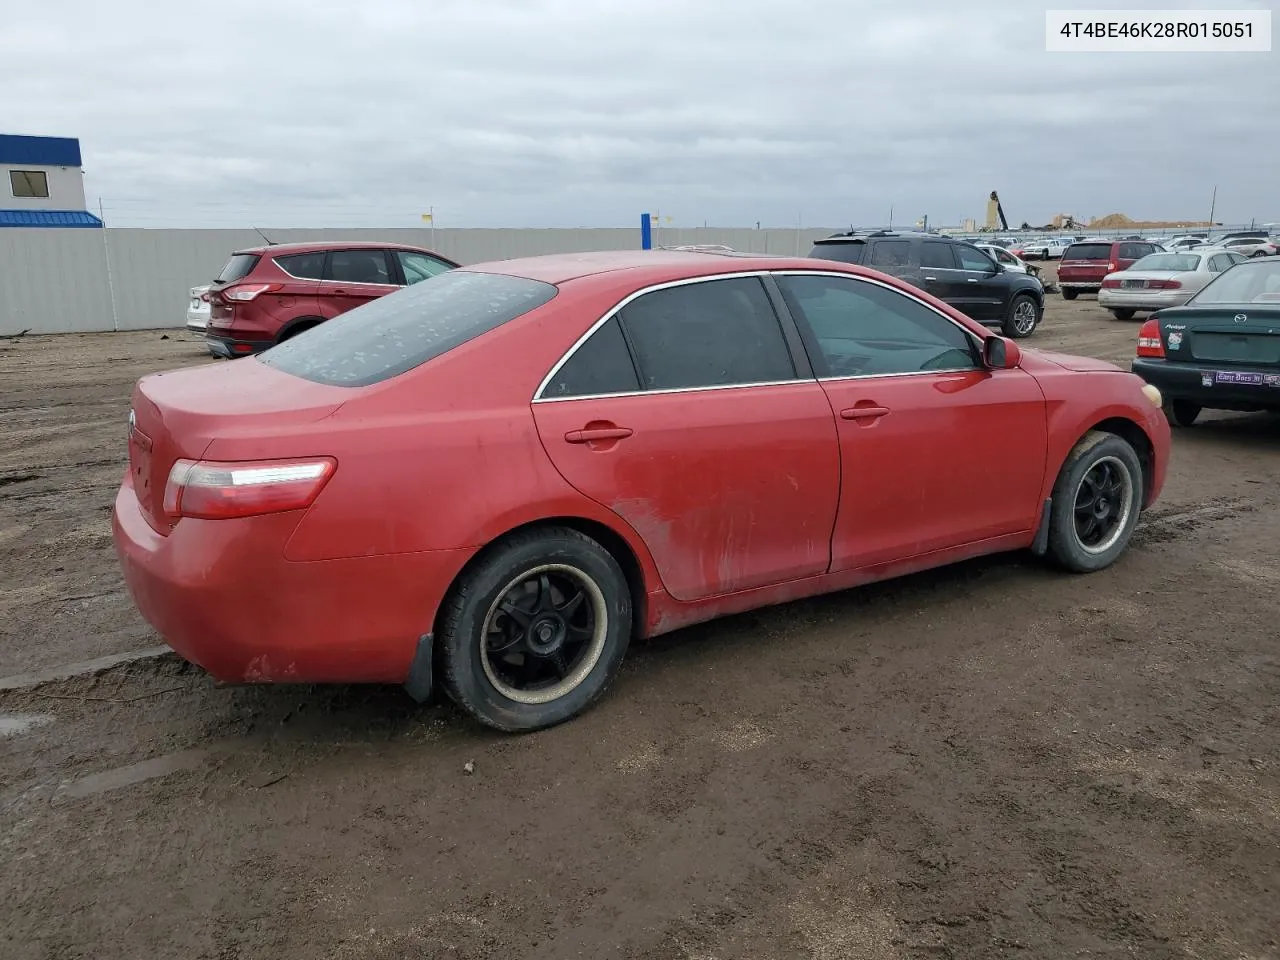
[{"left": 2, "top": 0, "right": 1274, "bottom": 227}]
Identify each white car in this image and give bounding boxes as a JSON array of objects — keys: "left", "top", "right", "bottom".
[
  {"left": 1162, "top": 236, "right": 1209, "bottom": 252},
  {"left": 186, "top": 285, "right": 210, "bottom": 333},
  {"left": 1097, "top": 248, "right": 1247, "bottom": 319},
  {"left": 975, "top": 243, "right": 1040, "bottom": 277},
  {"left": 1020, "top": 237, "right": 1072, "bottom": 260}
]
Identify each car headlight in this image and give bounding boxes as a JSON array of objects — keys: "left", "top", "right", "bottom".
[{"left": 1141, "top": 383, "right": 1162, "bottom": 408}]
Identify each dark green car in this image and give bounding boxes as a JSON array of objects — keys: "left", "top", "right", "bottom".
[{"left": 1132, "top": 258, "right": 1280, "bottom": 426}]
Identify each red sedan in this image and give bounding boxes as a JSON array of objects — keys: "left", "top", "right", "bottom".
[{"left": 114, "top": 251, "right": 1171, "bottom": 731}]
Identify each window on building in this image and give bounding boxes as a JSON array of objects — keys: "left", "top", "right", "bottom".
[{"left": 10, "top": 170, "right": 49, "bottom": 198}]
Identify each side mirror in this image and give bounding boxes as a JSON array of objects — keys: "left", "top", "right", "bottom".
[{"left": 983, "top": 336, "right": 1021, "bottom": 370}]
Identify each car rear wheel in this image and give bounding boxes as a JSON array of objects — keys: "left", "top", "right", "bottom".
[
  {"left": 1062, "top": 288, "right": 1079, "bottom": 301},
  {"left": 437, "top": 526, "right": 632, "bottom": 732},
  {"left": 1111, "top": 308, "right": 1136, "bottom": 321},
  {"left": 1047, "top": 431, "right": 1143, "bottom": 573},
  {"left": 1003, "top": 293, "right": 1040, "bottom": 338},
  {"left": 1164, "top": 399, "right": 1201, "bottom": 427},
  {"left": 1251, "top": 250, "right": 1268, "bottom": 258}
]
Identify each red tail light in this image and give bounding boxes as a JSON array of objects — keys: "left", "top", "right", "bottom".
[
  {"left": 1101, "top": 278, "right": 1122, "bottom": 288},
  {"left": 222, "top": 283, "right": 281, "bottom": 302},
  {"left": 1147, "top": 279, "right": 1182, "bottom": 289},
  {"left": 163, "top": 457, "right": 336, "bottom": 520},
  {"left": 1136, "top": 318, "right": 1165, "bottom": 358}
]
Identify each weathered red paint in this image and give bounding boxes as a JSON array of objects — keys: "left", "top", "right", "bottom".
[{"left": 112, "top": 250, "right": 1171, "bottom": 687}]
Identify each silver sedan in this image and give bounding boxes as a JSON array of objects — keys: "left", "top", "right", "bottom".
[{"left": 1097, "top": 248, "right": 1248, "bottom": 320}]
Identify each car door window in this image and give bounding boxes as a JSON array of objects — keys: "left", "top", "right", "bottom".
[
  {"left": 777, "top": 274, "right": 980, "bottom": 378},
  {"left": 995, "top": 249, "right": 1017, "bottom": 265},
  {"left": 618, "top": 277, "right": 797, "bottom": 391},
  {"left": 869, "top": 241, "right": 912, "bottom": 268},
  {"left": 954, "top": 244, "right": 996, "bottom": 272},
  {"left": 1229, "top": 252, "right": 1248, "bottom": 264},
  {"left": 326, "top": 249, "right": 392, "bottom": 285},
  {"left": 273, "top": 251, "right": 325, "bottom": 280},
  {"left": 542, "top": 317, "right": 641, "bottom": 399},
  {"left": 1119, "top": 242, "right": 1149, "bottom": 260},
  {"left": 396, "top": 250, "right": 453, "bottom": 285},
  {"left": 921, "top": 242, "right": 956, "bottom": 269},
  {"left": 1208, "top": 255, "right": 1228, "bottom": 273}
]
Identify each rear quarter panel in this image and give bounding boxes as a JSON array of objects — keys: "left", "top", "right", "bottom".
[{"left": 249, "top": 275, "right": 671, "bottom": 590}]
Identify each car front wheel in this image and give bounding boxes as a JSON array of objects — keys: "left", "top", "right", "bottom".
[
  {"left": 1003, "top": 293, "right": 1040, "bottom": 338},
  {"left": 1047, "top": 431, "right": 1143, "bottom": 573},
  {"left": 437, "top": 526, "right": 632, "bottom": 732}
]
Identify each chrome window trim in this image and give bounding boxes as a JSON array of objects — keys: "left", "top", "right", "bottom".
[
  {"left": 531, "top": 269, "right": 987, "bottom": 404},
  {"left": 532, "top": 271, "right": 804, "bottom": 402}
]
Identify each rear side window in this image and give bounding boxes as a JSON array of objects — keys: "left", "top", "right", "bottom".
[
  {"left": 921, "top": 242, "right": 956, "bottom": 269},
  {"left": 1063, "top": 243, "right": 1111, "bottom": 260},
  {"left": 1119, "top": 242, "right": 1152, "bottom": 260},
  {"left": 542, "top": 316, "right": 640, "bottom": 398},
  {"left": 215, "top": 254, "right": 260, "bottom": 283},
  {"left": 259, "top": 270, "right": 557, "bottom": 387},
  {"left": 326, "top": 249, "right": 392, "bottom": 284},
  {"left": 619, "top": 277, "right": 796, "bottom": 391},
  {"left": 869, "top": 241, "right": 912, "bottom": 268},
  {"left": 274, "top": 252, "right": 325, "bottom": 279},
  {"left": 809, "top": 240, "right": 865, "bottom": 265}
]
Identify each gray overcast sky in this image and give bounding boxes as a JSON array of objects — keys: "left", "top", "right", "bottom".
[{"left": 3, "top": 0, "right": 1276, "bottom": 228}]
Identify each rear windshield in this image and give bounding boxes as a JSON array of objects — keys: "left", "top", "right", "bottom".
[
  {"left": 258, "top": 270, "right": 557, "bottom": 387},
  {"left": 1132, "top": 253, "right": 1200, "bottom": 272},
  {"left": 215, "top": 253, "right": 260, "bottom": 283},
  {"left": 808, "top": 240, "right": 865, "bottom": 265},
  {"left": 1190, "top": 260, "right": 1280, "bottom": 305},
  {"left": 1062, "top": 243, "right": 1111, "bottom": 261}
]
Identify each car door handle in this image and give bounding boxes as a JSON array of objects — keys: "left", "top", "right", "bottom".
[
  {"left": 967, "top": 278, "right": 978, "bottom": 283},
  {"left": 923, "top": 276, "right": 937, "bottom": 282},
  {"left": 564, "top": 426, "right": 633, "bottom": 443},
  {"left": 840, "top": 405, "right": 890, "bottom": 421}
]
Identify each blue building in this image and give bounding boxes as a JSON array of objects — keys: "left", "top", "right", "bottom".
[{"left": 0, "top": 134, "right": 103, "bottom": 228}]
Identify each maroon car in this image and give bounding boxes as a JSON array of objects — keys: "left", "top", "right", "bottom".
[
  {"left": 1058, "top": 239, "right": 1162, "bottom": 301},
  {"left": 205, "top": 241, "right": 459, "bottom": 357}
]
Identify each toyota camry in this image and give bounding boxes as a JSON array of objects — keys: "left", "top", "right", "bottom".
[{"left": 114, "top": 250, "right": 1170, "bottom": 731}]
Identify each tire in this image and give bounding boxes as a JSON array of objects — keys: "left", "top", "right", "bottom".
[
  {"left": 1062, "top": 288, "right": 1079, "bottom": 301},
  {"left": 1252, "top": 250, "right": 1268, "bottom": 258},
  {"left": 1002, "top": 293, "right": 1040, "bottom": 338},
  {"left": 277, "top": 318, "right": 323, "bottom": 343},
  {"left": 1111, "top": 308, "right": 1136, "bottom": 321},
  {"left": 1164, "top": 399, "right": 1201, "bottom": 427},
  {"left": 1046, "top": 431, "right": 1144, "bottom": 573},
  {"left": 437, "top": 526, "right": 632, "bottom": 732}
]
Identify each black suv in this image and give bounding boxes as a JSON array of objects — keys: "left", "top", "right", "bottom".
[{"left": 808, "top": 231, "right": 1045, "bottom": 338}]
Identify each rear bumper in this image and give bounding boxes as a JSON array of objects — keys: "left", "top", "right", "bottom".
[
  {"left": 112, "top": 477, "right": 472, "bottom": 686},
  {"left": 1059, "top": 281, "right": 1102, "bottom": 291},
  {"left": 1132, "top": 358, "right": 1280, "bottom": 411},
  {"left": 1098, "top": 289, "right": 1190, "bottom": 310},
  {"left": 205, "top": 332, "right": 270, "bottom": 358}
]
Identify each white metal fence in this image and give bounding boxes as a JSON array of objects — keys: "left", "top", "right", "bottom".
[{"left": 0, "top": 226, "right": 836, "bottom": 336}]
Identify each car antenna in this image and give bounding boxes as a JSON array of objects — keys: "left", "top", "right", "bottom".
[{"left": 251, "top": 226, "right": 275, "bottom": 246}]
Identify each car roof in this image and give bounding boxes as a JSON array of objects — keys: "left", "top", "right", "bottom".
[
  {"left": 230, "top": 240, "right": 431, "bottom": 256},
  {"left": 463, "top": 249, "right": 847, "bottom": 285}
]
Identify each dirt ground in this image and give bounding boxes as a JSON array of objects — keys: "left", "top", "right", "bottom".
[{"left": 2, "top": 285, "right": 1279, "bottom": 960}]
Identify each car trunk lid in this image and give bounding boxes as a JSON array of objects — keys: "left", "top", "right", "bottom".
[
  {"left": 127, "top": 359, "right": 349, "bottom": 534},
  {"left": 1167, "top": 308, "right": 1280, "bottom": 365}
]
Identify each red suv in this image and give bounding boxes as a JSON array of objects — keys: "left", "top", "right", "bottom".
[
  {"left": 205, "top": 241, "right": 459, "bottom": 357},
  {"left": 1058, "top": 239, "right": 1162, "bottom": 300}
]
